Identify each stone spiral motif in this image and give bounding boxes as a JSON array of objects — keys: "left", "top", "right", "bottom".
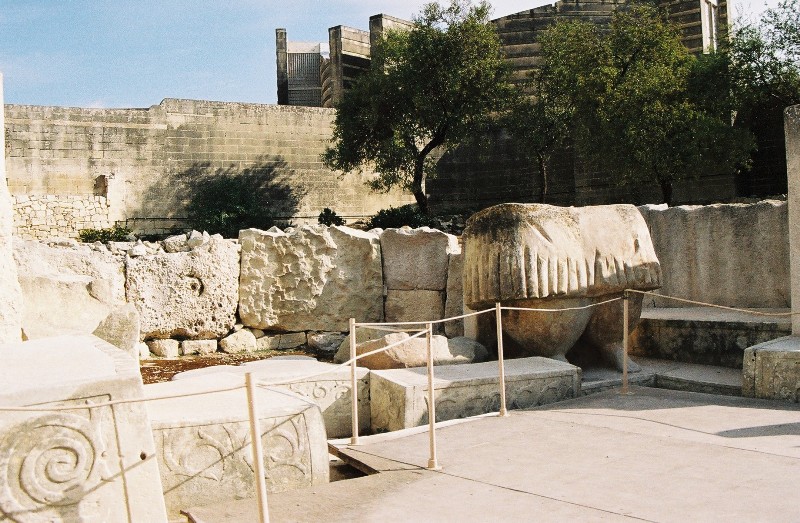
[{"left": 0, "top": 412, "right": 110, "bottom": 521}]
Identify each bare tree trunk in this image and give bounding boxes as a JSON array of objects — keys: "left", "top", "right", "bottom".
[
  {"left": 537, "top": 152, "right": 548, "bottom": 203},
  {"left": 659, "top": 179, "right": 673, "bottom": 205}
]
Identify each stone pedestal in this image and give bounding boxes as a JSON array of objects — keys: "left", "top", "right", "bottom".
[
  {"left": 0, "top": 335, "right": 168, "bottom": 522},
  {"left": 145, "top": 373, "right": 330, "bottom": 519},
  {"left": 743, "top": 337, "right": 800, "bottom": 401},
  {"left": 369, "top": 357, "right": 579, "bottom": 433}
]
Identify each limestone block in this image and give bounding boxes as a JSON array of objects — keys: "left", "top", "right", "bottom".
[
  {"left": 126, "top": 237, "right": 240, "bottom": 340},
  {"left": 162, "top": 233, "right": 191, "bottom": 253},
  {"left": 743, "top": 336, "right": 800, "bottom": 401},
  {"left": 333, "top": 327, "right": 391, "bottom": 363},
  {"left": 447, "top": 336, "right": 489, "bottom": 363},
  {"left": 444, "top": 252, "right": 465, "bottom": 338},
  {"left": 13, "top": 239, "right": 127, "bottom": 339},
  {"left": 138, "top": 342, "right": 151, "bottom": 359},
  {"left": 462, "top": 203, "right": 660, "bottom": 370},
  {"left": 639, "top": 200, "right": 789, "bottom": 308},
  {"left": 384, "top": 289, "right": 445, "bottom": 328},
  {"left": 308, "top": 332, "right": 347, "bottom": 354},
  {"left": 92, "top": 304, "right": 141, "bottom": 360},
  {"left": 147, "top": 338, "right": 180, "bottom": 357},
  {"left": 279, "top": 332, "right": 307, "bottom": 349},
  {"left": 370, "top": 357, "right": 580, "bottom": 432},
  {"left": 257, "top": 335, "right": 281, "bottom": 351},
  {"left": 0, "top": 335, "right": 168, "bottom": 521},
  {"left": 343, "top": 332, "right": 487, "bottom": 370},
  {"left": 181, "top": 339, "right": 218, "bottom": 355},
  {"left": 145, "top": 374, "right": 329, "bottom": 519},
  {"left": 238, "top": 225, "right": 383, "bottom": 332},
  {"left": 380, "top": 227, "right": 460, "bottom": 291},
  {"left": 220, "top": 329, "right": 257, "bottom": 353}
]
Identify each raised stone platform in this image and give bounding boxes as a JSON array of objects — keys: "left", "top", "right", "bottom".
[
  {"left": 370, "top": 357, "right": 579, "bottom": 432},
  {"left": 631, "top": 306, "right": 790, "bottom": 368},
  {"left": 172, "top": 356, "right": 370, "bottom": 439},
  {"left": 145, "top": 373, "right": 329, "bottom": 520},
  {"left": 0, "top": 335, "right": 168, "bottom": 522}
]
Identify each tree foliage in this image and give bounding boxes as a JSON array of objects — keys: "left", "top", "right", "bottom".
[
  {"left": 526, "top": 5, "right": 753, "bottom": 204},
  {"left": 322, "top": 0, "right": 516, "bottom": 213}
]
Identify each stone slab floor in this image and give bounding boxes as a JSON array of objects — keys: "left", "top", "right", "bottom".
[{"left": 185, "top": 386, "right": 800, "bottom": 522}]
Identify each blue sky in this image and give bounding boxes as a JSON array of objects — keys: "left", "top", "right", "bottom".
[{"left": 0, "top": 0, "right": 779, "bottom": 108}]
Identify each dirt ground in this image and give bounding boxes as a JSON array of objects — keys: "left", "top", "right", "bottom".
[{"left": 139, "top": 349, "right": 331, "bottom": 384}]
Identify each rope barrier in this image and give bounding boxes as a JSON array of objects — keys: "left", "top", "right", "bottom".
[{"left": 501, "top": 296, "right": 623, "bottom": 312}]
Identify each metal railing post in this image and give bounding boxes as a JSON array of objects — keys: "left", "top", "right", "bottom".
[
  {"left": 245, "top": 372, "right": 270, "bottom": 523},
  {"left": 349, "top": 317, "right": 359, "bottom": 445},
  {"left": 622, "top": 291, "right": 630, "bottom": 395},
  {"left": 495, "top": 302, "right": 509, "bottom": 417},
  {"left": 426, "top": 323, "right": 441, "bottom": 470}
]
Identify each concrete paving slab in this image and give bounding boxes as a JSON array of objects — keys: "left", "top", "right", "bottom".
[{"left": 184, "top": 386, "right": 800, "bottom": 523}]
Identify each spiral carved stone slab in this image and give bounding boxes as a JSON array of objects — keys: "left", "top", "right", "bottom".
[{"left": 0, "top": 335, "right": 168, "bottom": 522}]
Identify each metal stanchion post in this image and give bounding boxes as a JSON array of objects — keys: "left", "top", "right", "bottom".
[
  {"left": 245, "top": 372, "right": 270, "bottom": 523},
  {"left": 495, "top": 302, "right": 509, "bottom": 416},
  {"left": 426, "top": 323, "right": 441, "bottom": 470},
  {"left": 349, "top": 317, "right": 359, "bottom": 445},
  {"left": 622, "top": 291, "right": 630, "bottom": 395}
]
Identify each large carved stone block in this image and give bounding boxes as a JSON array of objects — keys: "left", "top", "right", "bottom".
[
  {"left": 238, "top": 225, "right": 383, "bottom": 332},
  {"left": 126, "top": 236, "right": 240, "bottom": 340},
  {"left": 0, "top": 335, "right": 168, "bottom": 522},
  {"left": 145, "top": 374, "right": 329, "bottom": 518},
  {"left": 380, "top": 227, "right": 460, "bottom": 291},
  {"left": 370, "top": 357, "right": 579, "bottom": 432},
  {"left": 172, "top": 358, "right": 370, "bottom": 439},
  {"left": 463, "top": 203, "right": 661, "bottom": 370},
  {"left": 743, "top": 336, "right": 800, "bottom": 401}
]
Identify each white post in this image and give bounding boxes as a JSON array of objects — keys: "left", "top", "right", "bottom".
[
  {"left": 495, "top": 302, "right": 508, "bottom": 416},
  {"left": 426, "top": 323, "right": 441, "bottom": 470},
  {"left": 622, "top": 291, "right": 630, "bottom": 395},
  {"left": 349, "top": 317, "right": 359, "bottom": 445},
  {"left": 245, "top": 372, "right": 270, "bottom": 523}
]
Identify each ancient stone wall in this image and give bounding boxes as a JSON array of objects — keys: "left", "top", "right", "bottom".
[
  {"left": 5, "top": 99, "right": 412, "bottom": 238},
  {"left": 639, "top": 200, "right": 790, "bottom": 308}
]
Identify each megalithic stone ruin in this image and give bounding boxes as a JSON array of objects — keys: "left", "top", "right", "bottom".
[{"left": 0, "top": 72, "right": 23, "bottom": 343}]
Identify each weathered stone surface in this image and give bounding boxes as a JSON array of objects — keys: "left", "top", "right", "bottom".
[
  {"left": 370, "top": 357, "right": 580, "bottom": 432},
  {"left": 444, "top": 252, "right": 465, "bottom": 337},
  {"left": 743, "top": 336, "right": 800, "bottom": 401},
  {"left": 0, "top": 75, "right": 22, "bottom": 343},
  {"left": 345, "top": 332, "right": 486, "bottom": 370},
  {"left": 630, "top": 307, "right": 790, "bottom": 368},
  {"left": 238, "top": 225, "right": 383, "bottom": 332},
  {"left": 13, "top": 239, "right": 126, "bottom": 339},
  {"left": 308, "top": 332, "right": 347, "bottom": 353},
  {"left": 126, "top": 236, "right": 240, "bottom": 340},
  {"left": 145, "top": 373, "right": 329, "bottom": 519},
  {"left": 175, "top": 358, "right": 371, "bottom": 438},
  {"left": 181, "top": 339, "right": 218, "bottom": 355},
  {"left": 638, "top": 200, "right": 789, "bottom": 309},
  {"left": 138, "top": 341, "right": 151, "bottom": 359},
  {"left": 447, "top": 336, "right": 489, "bottom": 364},
  {"left": 92, "top": 304, "right": 141, "bottom": 360},
  {"left": 0, "top": 335, "right": 168, "bottom": 522},
  {"left": 279, "top": 332, "right": 307, "bottom": 349},
  {"left": 384, "top": 289, "right": 445, "bottom": 329},
  {"left": 147, "top": 338, "right": 180, "bottom": 357},
  {"left": 162, "top": 233, "right": 191, "bottom": 253},
  {"left": 463, "top": 203, "right": 660, "bottom": 370},
  {"left": 380, "top": 227, "right": 459, "bottom": 291},
  {"left": 333, "top": 327, "right": 392, "bottom": 363},
  {"left": 219, "top": 329, "right": 257, "bottom": 353}
]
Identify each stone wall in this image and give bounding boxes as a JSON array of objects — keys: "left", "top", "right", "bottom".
[
  {"left": 12, "top": 195, "right": 111, "bottom": 240},
  {"left": 639, "top": 200, "right": 790, "bottom": 309},
  {"left": 5, "top": 99, "right": 413, "bottom": 239}
]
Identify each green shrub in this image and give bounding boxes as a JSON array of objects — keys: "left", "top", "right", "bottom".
[
  {"left": 366, "top": 204, "right": 435, "bottom": 230},
  {"left": 318, "top": 208, "right": 345, "bottom": 226},
  {"left": 78, "top": 224, "right": 132, "bottom": 243}
]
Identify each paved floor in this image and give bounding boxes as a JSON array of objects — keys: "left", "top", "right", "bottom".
[{"left": 185, "top": 386, "right": 800, "bottom": 523}]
